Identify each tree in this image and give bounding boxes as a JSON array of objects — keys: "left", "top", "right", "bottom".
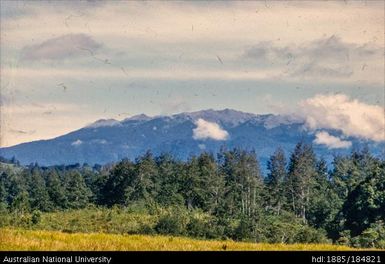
[
  {"left": 80, "top": 166, "right": 100, "bottom": 203},
  {"left": 101, "top": 159, "right": 135, "bottom": 206},
  {"left": 330, "top": 148, "right": 382, "bottom": 240},
  {"left": 182, "top": 155, "right": 205, "bottom": 210},
  {"left": 307, "top": 158, "right": 340, "bottom": 230},
  {"left": 341, "top": 160, "right": 385, "bottom": 237},
  {"left": 266, "top": 147, "right": 287, "bottom": 215},
  {"left": 6, "top": 170, "right": 29, "bottom": 211},
  {"left": 29, "top": 168, "right": 52, "bottom": 211},
  {"left": 155, "top": 153, "right": 184, "bottom": 206},
  {"left": 46, "top": 170, "right": 67, "bottom": 209},
  {"left": 11, "top": 190, "right": 30, "bottom": 213},
  {"left": 197, "top": 153, "right": 224, "bottom": 213},
  {"left": 183, "top": 152, "right": 224, "bottom": 212},
  {"left": 63, "top": 170, "right": 91, "bottom": 209},
  {"left": 219, "top": 148, "right": 263, "bottom": 218},
  {"left": 0, "top": 172, "right": 9, "bottom": 205},
  {"left": 331, "top": 147, "right": 379, "bottom": 202},
  {"left": 287, "top": 142, "right": 317, "bottom": 223},
  {"left": 353, "top": 221, "right": 385, "bottom": 248},
  {"left": 129, "top": 151, "right": 158, "bottom": 203}
]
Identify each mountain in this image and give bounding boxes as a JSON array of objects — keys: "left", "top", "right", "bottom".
[{"left": 0, "top": 109, "right": 382, "bottom": 168}]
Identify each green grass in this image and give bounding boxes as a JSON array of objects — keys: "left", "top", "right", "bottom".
[
  {"left": 1, "top": 208, "right": 378, "bottom": 251},
  {"left": 0, "top": 207, "right": 158, "bottom": 234},
  {"left": 35, "top": 208, "right": 157, "bottom": 234},
  {"left": 0, "top": 228, "right": 359, "bottom": 251}
]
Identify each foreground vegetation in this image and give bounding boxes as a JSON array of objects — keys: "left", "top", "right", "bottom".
[
  {"left": 1, "top": 142, "right": 384, "bottom": 249},
  {"left": 0, "top": 228, "right": 357, "bottom": 251},
  {"left": 0, "top": 207, "right": 330, "bottom": 245}
]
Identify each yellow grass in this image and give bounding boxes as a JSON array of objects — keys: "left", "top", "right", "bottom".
[{"left": 0, "top": 228, "right": 359, "bottom": 251}]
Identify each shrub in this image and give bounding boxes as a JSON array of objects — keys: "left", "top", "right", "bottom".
[
  {"left": 154, "top": 207, "right": 189, "bottom": 235},
  {"left": 186, "top": 212, "right": 220, "bottom": 239},
  {"left": 155, "top": 216, "right": 183, "bottom": 235},
  {"left": 31, "top": 210, "right": 41, "bottom": 225},
  {"left": 137, "top": 222, "right": 155, "bottom": 235},
  {"left": 336, "top": 230, "right": 351, "bottom": 246},
  {"left": 352, "top": 221, "right": 385, "bottom": 249},
  {"left": 233, "top": 217, "right": 255, "bottom": 241},
  {"left": 293, "top": 226, "right": 329, "bottom": 244}
]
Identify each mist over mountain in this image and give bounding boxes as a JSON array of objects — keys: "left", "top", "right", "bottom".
[{"left": 0, "top": 109, "right": 382, "bottom": 168}]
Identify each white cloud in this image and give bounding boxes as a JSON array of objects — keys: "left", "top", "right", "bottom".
[
  {"left": 160, "top": 96, "right": 191, "bottom": 115},
  {"left": 92, "top": 139, "right": 108, "bottom": 144},
  {"left": 299, "top": 94, "right": 385, "bottom": 142},
  {"left": 314, "top": 131, "right": 352, "bottom": 149},
  {"left": 198, "top": 144, "right": 206, "bottom": 150},
  {"left": 3, "top": 1, "right": 382, "bottom": 46},
  {"left": 192, "top": 118, "right": 229, "bottom": 141},
  {"left": 21, "top": 33, "right": 101, "bottom": 61},
  {"left": 71, "top": 139, "right": 83, "bottom": 146},
  {"left": 243, "top": 36, "right": 382, "bottom": 81}
]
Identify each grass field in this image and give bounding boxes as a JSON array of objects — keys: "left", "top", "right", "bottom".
[{"left": 0, "top": 228, "right": 359, "bottom": 251}]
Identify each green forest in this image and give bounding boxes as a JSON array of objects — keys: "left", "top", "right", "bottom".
[{"left": 0, "top": 142, "right": 384, "bottom": 248}]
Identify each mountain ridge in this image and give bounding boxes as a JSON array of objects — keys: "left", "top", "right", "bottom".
[{"left": 0, "top": 109, "right": 382, "bottom": 167}]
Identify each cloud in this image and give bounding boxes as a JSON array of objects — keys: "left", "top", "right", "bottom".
[
  {"left": 160, "top": 97, "right": 191, "bottom": 115},
  {"left": 198, "top": 144, "right": 206, "bottom": 150},
  {"left": 243, "top": 36, "right": 381, "bottom": 79},
  {"left": 21, "top": 34, "right": 101, "bottom": 61},
  {"left": 314, "top": 131, "right": 352, "bottom": 149},
  {"left": 298, "top": 94, "right": 385, "bottom": 142},
  {"left": 3, "top": 102, "right": 80, "bottom": 115},
  {"left": 192, "top": 119, "right": 229, "bottom": 141},
  {"left": 8, "top": 129, "right": 35, "bottom": 135},
  {"left": 92, "top": 139, "right": 108, "bottom": 144},
  {"left": 71, "top": 139, "right": 83, "bottom": 146},
  {"left": 243, "top": 41, "right": 291, "bottom": 67},
  {"left": 292, "top": 63, "right": 353, "bottom": 78},
  {"left": 3, "top": 67, "right": 277, "bottom": 81}
]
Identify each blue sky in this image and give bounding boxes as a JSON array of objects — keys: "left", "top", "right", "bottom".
[{"left": 0, "top": 1, "right": 384, "bottom": 146}]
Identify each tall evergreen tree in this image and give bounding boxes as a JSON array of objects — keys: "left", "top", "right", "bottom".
[
  {"left": 101, "top": 159, "right": 135, "bottom": 205},
  {"left": 63, "top": 170, "right": 91, "bottom": 209},
  {"left": 307, "top": 158, "right": 339, "bottom": 229},
  {"left": 220, "top": 148, "right": 263, "bottom": 218},
  {"left": 6, "top": 170, "right": 29, "bottom": 210},
  {"left": 201, "top": 153, "right": 225, "bottom": 213},
  {"left": 341, "top": 158, "right": 384, "bottom": 236},
  {"left": 287, "top": 142, "right": 317, "bottom": 223},
  {"left": 331, "top": 147, "right": 380, "bottom": 210},
  {"left": 266, "top": 147, "right": 287, "bottom": 215},
  {"left": 45, "top": 170, "right": 67, "bottom": 209},
  {"left": 0, "top": 172, "right": 9, "bottom": 205},
  {"left": 155, "top": 153, "right": 184, "bottom": 206},
  {"left": 132, "top": 151, "right": 158, "bottom": 202},
  {"left": 11, "top": 190, "right": 30, "bottom": 214},
  {"left": 182, "top": 155, "right": 204, "bottom": 209},
  {"left": 29, "top": 168, "right": 52, "bottom": 211},
  {"left": 196, "top": 152, "right": 224, "bottom": 212}
]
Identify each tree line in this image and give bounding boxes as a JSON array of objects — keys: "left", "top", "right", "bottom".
[{"left": 0, "top": 142, "right": 384, "bottom": 248}]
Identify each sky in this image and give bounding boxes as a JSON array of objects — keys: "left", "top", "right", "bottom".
[{"left": 0, "top": 0, "right": 384, "bottom": 147}]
